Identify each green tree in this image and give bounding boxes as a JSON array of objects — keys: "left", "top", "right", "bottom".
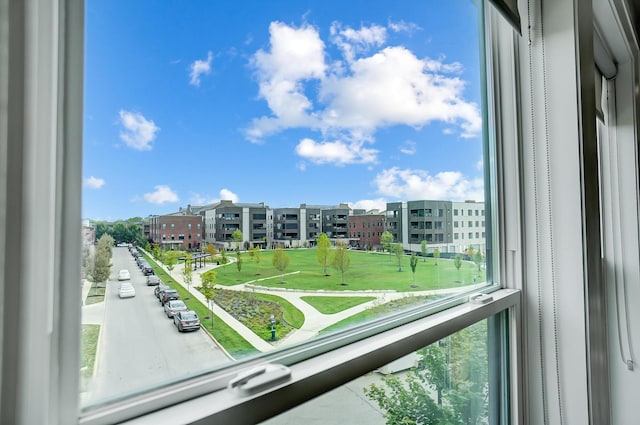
[
  {"left": 162, "top": 250, "right": 180, "bottom": 274},
  {"left": 393, "top": 244, "right": 404, "bottom": 272},
  {"left": 220, "top": 249, "right": 229, "bottom": 264},
  {"left": 272, "top": 245, "right": 290, "bottom": 283},
  {"left": 88, "top": 244, "right": 111, "bottom": 285},
  {"left": 205, "top": 243, "right": 218, "bottom": 263},
  {"left": 365, "top": 321, "right": 489, "bottom": 425},
  {"left": 231, "top": 229, "right": 243, "bottom": 251},
  {"left": 410, "top": 253, "right": 418, "bottom": 282},
  {"left": 182, "top": 253, "right": 193, "bottom": 291},
  {"left": 434, "top": 247, "right": 440, "bottom": 266},
  {"left": 316, "top": 232, "right": 331, "bottom": 276},
  {"left": 454, "top": 253, "right": 462, "bottom": 271},
  {"left": 200, "top": 270, "right": 217, "bottom": 328},
  {"left": 381, "top": 231, "right": 394, "bottom": 258},
  {"left": 236, "top": 251, "right": 243, "bottom": 273},
  {"left": 473, "top": 250, "right": 484, "bottom": 272},
  {"left": 331, "top": 242, "right": 351, "bottom": 285},
  {"left": 252, "top": 247, "right": 262, "bottom": 275},
  {"left": 421, "top": 240, "right": 427, "bottom": 262}
]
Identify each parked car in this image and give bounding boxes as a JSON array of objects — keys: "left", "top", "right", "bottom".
[
  {"left": 154, "top": 284, "right": 170, "bottom": 300},
  {"left": 146, "top": 275, "right": 161, "bottom": 286},
  {"left": 142, "top": 264, "right": 154, "bottom": 276},
  {"left": 159, "top": 289, "right": 180, "bottom": 305},
  {"left": 173, "top": 310, "right": 200, "bottom": 332},
  {"left": 163, "top": 299, "right": 188, "bottom": 318},
  {"left": 117, "top": 269, "right": 131, "bottom": 281},
  {"left": 119, "top": 282, "right": 136, "bottom": 298}
]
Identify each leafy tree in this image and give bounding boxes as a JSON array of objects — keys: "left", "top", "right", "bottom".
[
  {"left": 331, "top": 242, "right": 351, "bottom": 285},
  {"left": 454, "top": 253, "right": 462, "bottom": 271},
  {"left": 236, "top": 251, "right": 243, "bottom": 273},
  {"left": 88, "top": 245, "right": 111, "bottom": 285},
  {"left": 393, "top": 244, "right": 404, "bottom": 272},
  {"left": 421, "top": 240, "right": 427, "bottom": 262},
  {"left": 182, "top": 253, "right": 193, "bottom": 291},
  {"left": 316, "top": 232, "right": 331, "bottom": 276},
  {"left": 220, "top": 249, "right": 229, "bottom": 264},
  {"left": 473, "top": 250, "right": 484, "bottom": 272},
  {"left": 200, "top": 270, "right": 217, "bottom": 328},
  {"left": 252, "top": 247, "right": 262, "bottom": 275},
  {"left": 162, "top": 250, "right": 180, "bottom": 274},
  {"left": 231, "top": 229, "right": 243, "bottom": 251},
  {"left": 466, "top": 246, "right": 476, "bottom": 258},
  {"left": 365, "top": 321, "right": 489, "bottom": 425},
  {"left": 410, "top": 253, "right": 418, "bottom": 282},
  {"left": 205, "top": 243, "right": 218, "bottom": 263},
  {"left": 96, "top": 233, "right": 114, "bottom": 257},
  {"left": 381, "top": 231, "right": 394, "bottom": 258},
  {"left": 272, "top": 245, "right": 290, "bottom": 283},
  {"left": 434, "top": 247, "right": 440, "bottom": 266}
]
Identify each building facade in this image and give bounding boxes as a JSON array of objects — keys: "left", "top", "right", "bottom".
[
  {"left": 148, "top": 214, "right": 204, "bottom": 250},
  {"left": 348, "top": 210, "right": 385, "bottom": 250}
]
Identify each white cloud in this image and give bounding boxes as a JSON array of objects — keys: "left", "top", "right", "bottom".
[
  {"left": 330, "top": 22, "right": 387, "bottom": 63},
  {"left": 143, "top": 185, "right": 179, "bottom": 204},
  {"left": 348, "top": 198, "right": 388, "bottom": 212},
  {"left": 388, "top": 19, "right": 421, "bottom": 34},
  {"left": 83, "top": 176, "right": 105, "bottom": 189},
  {"left": 400, "top": 140, "right": 416, "bottom": 155},
  {"left": 374, "top": 167, "right": 484, "bottom": 201},
  {"left": 119, "top": 110, "right": 160, "bottom": 151},
  {"left": 189, "top": 51, "right": 213, "bottom": 86},
  {"left": 295, "top": 137, "right": 378, "bottom": 165},
  {"left": 246, "top": 21, "right": 482, "bottom": 151},
  {"left": 189, "top": 188, "right": 239, "bottom": 205},
  {"left": 476, "top": 158, "right": 484, "bottom": 171}
]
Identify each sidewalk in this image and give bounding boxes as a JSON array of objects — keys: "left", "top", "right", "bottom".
[{"left": 151, "top": 250, "right": 487, "bottom": 352}]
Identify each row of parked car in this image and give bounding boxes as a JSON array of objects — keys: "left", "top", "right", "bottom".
[{"left": 125, "top": 245, "right": 201, "bottom": 332}]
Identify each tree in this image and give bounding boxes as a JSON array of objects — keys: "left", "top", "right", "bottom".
[
  {"left": 316, "top": 232, "right": 331, "bottom": 276},
  {"left": 410, "top": 253, "right": 418, "bottom": 282},
  {"left": 236, "top": 251, "right": 243, "bottom": 273},
  {"left": 393, "top": 244, "right": 404, "bottom": 272},
  {"left": 434, "top": 247, "right": 440, "bottom": 266},
  {"left": 231, "top": 229, "right": 243, "bottom": 251},
  {"left": 331, "top": 242, "right": 351, "bottom": 285},
  {"left": 88, "top": 244, "right": 111, "bottom": 285},
  {"left": 474, "top": 250, "right": 484, "bottom": 272},
  {"left": 200, "top": 270, "right": 217, "bottom": 328},
  {"left": 365, "top": 321, "right": 489, "bottom": 425},
  {"left": 421, "top": 240, "right": 427, "bottom": 262},
  {"left": 381, "top": 231, "right": 394, "bottom": 258},
  {"left": 252, "top": 247, "right": 262, "bottom": 275},
  {"left": 182, "top": 253, "right": 193, "bottom": 291},
  {"left": 162, "top": 250, "right": 180, "bottom": 274},
  {"left": 272, "top": 245, "right": 290, "bottom": 283},
  {"left": 454, "top": 253, "right": 462, "bottom": 271},
  {"left": 205, "top": 243, "right": 218, "bottom": 263}
]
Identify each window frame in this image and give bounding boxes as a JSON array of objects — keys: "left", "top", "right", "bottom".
[{"left": 0, "top": 1, "right": 526, "bottom": 424}]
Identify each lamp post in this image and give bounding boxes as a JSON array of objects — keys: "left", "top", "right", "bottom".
[{"left": 270, "top": 314, "right": 276, "bottom": 341}]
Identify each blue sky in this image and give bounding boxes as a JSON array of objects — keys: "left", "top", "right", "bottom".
[{"left": 82, "top": 0, "right": 485, "bottom": 221}]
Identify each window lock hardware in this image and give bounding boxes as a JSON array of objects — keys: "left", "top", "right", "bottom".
[
  {"left": 228, "top": 363, "right": 292, "bottom": 396},
  {"left": 469, "top": 293, "right": 493, "bottom": 305}
]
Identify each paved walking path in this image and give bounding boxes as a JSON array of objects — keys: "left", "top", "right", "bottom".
[
  {"left": 159, "top": 252, "right": 486, "bottom": 352},
  {"left": 81, "top": 249, "right": 486, "bottom": 353}
]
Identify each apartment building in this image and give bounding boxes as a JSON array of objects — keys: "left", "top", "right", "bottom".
[
  {"left": 148, "top": 213, "right": 203, "bottom": 250},
  {"left": 348, "top": 210, "right": 385, "bottom": 250}
]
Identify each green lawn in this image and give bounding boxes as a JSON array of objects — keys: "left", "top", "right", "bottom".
[
  {"left": 80, "top": 324, "right": 100, "bottom": 378},
  {"left": 215, "top": 249, "right": 484, "bottom": 291},
  {"left": 85, "top": 282, "right": 105, "bottom": 305},
  {"left": 301, "top": 296, "right": 377, "bottom": 314}
]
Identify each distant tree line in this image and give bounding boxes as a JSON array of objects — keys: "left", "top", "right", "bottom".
[{"left": 93, "top": 217, "right": 148, "bottom": 248}]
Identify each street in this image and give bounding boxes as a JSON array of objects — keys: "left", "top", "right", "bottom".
[{"left": 84, "top": 247, "right": 231, "bottom": 405}]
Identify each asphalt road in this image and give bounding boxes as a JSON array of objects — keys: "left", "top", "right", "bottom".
[{"left": 87, "top": 247, "right": 231, "bottom": 405}]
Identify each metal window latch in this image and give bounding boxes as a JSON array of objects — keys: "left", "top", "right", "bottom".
[
  {"left": 228, "top": 364, "right": 291, "bottom": 396},
  {"left": 469, "top": 293, "right": 493, "bottom": 305}
]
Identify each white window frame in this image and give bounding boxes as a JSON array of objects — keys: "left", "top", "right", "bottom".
[{"left": 0, "top": 1, "right": 527, "bottom": 425}]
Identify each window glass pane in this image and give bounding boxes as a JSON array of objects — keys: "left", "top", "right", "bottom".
[
  {"left": 262, "top": 319, "right": 492, "bottom": 425},
  {"left": 81, "top": 0, "right": 491, "bottom": 410}
]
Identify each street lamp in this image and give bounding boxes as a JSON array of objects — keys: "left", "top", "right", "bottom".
[{"left": 270, "top": 314, "right": 276, "bottom": 341}]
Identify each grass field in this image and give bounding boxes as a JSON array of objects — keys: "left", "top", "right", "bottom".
[
  {"left": 214, "top": 249, "right": 485, "bottom": 292},
  {"left": 80, "top": 324, "right": 100, "bottom": 378}
]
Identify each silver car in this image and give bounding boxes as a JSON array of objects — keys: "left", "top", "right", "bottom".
[{"left": 163, "top": 299, "right": 187, "bottom": 318}]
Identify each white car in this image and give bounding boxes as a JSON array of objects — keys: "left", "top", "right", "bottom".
[
  {"left": 117, "top": 269, "right": 131, "bottom": 281},
  {"left": 119, "top": 282, "right": 136, "bottom": 298}
]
